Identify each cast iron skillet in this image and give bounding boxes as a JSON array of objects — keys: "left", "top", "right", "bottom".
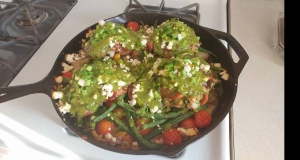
[{"left": 0, "top": 13, "right": 248, "bottom": 157}]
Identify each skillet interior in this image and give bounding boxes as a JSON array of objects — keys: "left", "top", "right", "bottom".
[{"left": 50, "top": 12, "right": 238, "bottom": 157}]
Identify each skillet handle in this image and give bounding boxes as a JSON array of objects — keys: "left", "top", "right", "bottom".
[
  {"left": 0, "top": 77, "right": 52, "bottom": 103},
  {"left": 204, "top": 27, "right": 249, "bottom": 77}
]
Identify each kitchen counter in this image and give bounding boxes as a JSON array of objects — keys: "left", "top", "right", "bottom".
[
  {"left": 229, "top": 0, "right": 284, "bottom": 160},
  {"left": 0, "top": 0, "right": 284, "bottom": 159}
]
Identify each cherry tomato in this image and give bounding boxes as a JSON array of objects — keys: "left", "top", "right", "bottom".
[
  {"left": 96, "top": 119, "right": 115, "bottom": 136},
  {"left": 135, "top": 117, "right": 152, "bottom": 136},
  {"left": 179, "top": 118, "right": 197, "bottom": 129},
  {"left": 194, "top": 110, "right": 212, "bottom": 128},
  {"left": 126, "top": 21, "right": 139, "bottom": 31},
  {"left": 171, "top": 93, "right": 183, "bottom": 100},
  {"left": 62, "top": 71, "right": 72, "bottom": 78},
  {"left": 114, "top": 131, "right": 134, "bottom": 149},
  {"left": 200, "top": 94, "right": 209, "bottom": 106},
  {"left": 162, "top": 128, "right": 182, "bottom": 145}
]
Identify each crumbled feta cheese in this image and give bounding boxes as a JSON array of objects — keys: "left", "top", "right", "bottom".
[
  {"left": 109, "top": 40, "right": 115, "bottom": 48},
  {"left": 147, "top": 53, "right": 154, "bottom": 58},
  {"left": 103, "top": 56, "right": 110, "bottom": 61},
  {"left": 65, "top": 53, "right": 75, "bottom": 63},
  {"left": 187, "top": 72, "right": 192, "bottom": 77},
  {"left": 129, "top": 99, "right": 137, "bottom": 106},
  {"left": 204, "top": 64, "right": 210, "bottom": 71},
  {"left": 161, "top": 41, "right": 166, "bottom": 49},
  {"left": 59, "top": 102, "right": 71, "bottom": 114},
  {"left": 184, "top": 64, "right": 191, "bottom": 73},
  {"left": 220, "top": 70, "right": 229, "bottom": 80},
  {"left": 167, "top": 41, "right": 173, "bottom": 50},
  {"left": 178, "top": 34, "right": 183, "bottom": 41},
  {"left": 98, "top": 20, "right": 105, "bottom": 26},
  {"left": 107, "top": 51, "right": 115, "bottom": 58},
  {"left": 148, "top": 89, "right": 154, "bottom": 98},
  {"left": 200, "top": 64, "right": 210, "bottom": 71},
  {"left": 52, "top": 91, "right": 63, "bottom": 99},
  {"left": 141, "top": 39, "right": 147, "bottom": 46},
  {"left": 61, "top": 62, "right": 74, "bottom": 73},
  {"left": 78, "top": 79, "right": 85, "bottom": 87},
  {"left": 150, "top": 106, "right": 158, "bottom": 113},
  {"left": 102, "top": 84, "right": 113, "bottom": 98},
  {"left": 132, "top": 59, "right": 141, "bottom": 66},
  {"left": 117, "top": 81, "right": 126, "bottom": 87},
  {"left": 133, "top": 84, "right": 141, "bottom": 93}
]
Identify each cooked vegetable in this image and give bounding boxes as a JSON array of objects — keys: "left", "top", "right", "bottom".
[
  {"left": 162, "top": 128, "right": 183, "bottom": 145},
  {"left": 126, "top": 21, "right": 140, "bottom": 31},
  {"left": 194, "top": 110, "right": 212, "bottom": 128},
  {"left": 52, "top": 18, "right": 227, "bottom": 150}
]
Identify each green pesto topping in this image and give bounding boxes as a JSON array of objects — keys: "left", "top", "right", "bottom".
[
  {"left": 61, "top": 59, "right": 136, "bottom": 117},
  {"left": 86, "top": 22, "right": 142, "bottom": 59},
  {"left": 152, "top": 18, "right": 200, "bottom": 57}
]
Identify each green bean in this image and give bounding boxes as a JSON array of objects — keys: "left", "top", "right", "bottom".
[
  {"left": 93, "top": 103, "right": 117, "bottom": 122},
  {"left": 125, "top": 111, "right": 163, "bottom": 149},
  {"left": 141, "top": 119, "right": 167, "bottom": 130},
  {"left": 117, "top": 101, "right": 137, "bottom": 113},
  {"left": 93, "top": 94, "right": 126, "bottom": 123},
  {"left": 107, "top": 113, "right": 132, "bottom": 134},
  {"left": 161, "top": 108, "right": 189, "bottom": 119},
  {"left": 144, "top": 111, "right": 194, "bottom": 140},
  {"left": 118, "top": 101, "right": 188, "bottom": 119}
]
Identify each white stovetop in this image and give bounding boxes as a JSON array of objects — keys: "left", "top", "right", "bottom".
[{"left": 0, "top": 0, "right": 230, "bottom": 160}]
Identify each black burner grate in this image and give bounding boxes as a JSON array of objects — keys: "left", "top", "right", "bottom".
[
  {"left": 0, "top": 0, "right": 77, "bottom": 87},
  {"left": 124, "top": 0, "right": 200, "bottom": 24}
]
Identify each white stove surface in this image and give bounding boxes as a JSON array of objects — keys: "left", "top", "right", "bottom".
[{"left": 0, "top": 0, "right": 230, "bottom": 159}]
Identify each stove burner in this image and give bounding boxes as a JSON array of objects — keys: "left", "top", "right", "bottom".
[
  {"left": 124, "top": 0, "right": 200, "bottom": 24},
  {"left": 15, "top": 7, "right": 47, "bottom": 26},
  {"left": 0, "top": 0, "right": 78, "bottom": 87}
]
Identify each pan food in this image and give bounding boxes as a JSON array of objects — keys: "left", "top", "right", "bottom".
[
  {"left": 0, "top": 13, "right": 248, "bottom": 157},
  {"left": 52, "top": 18, "right": 227, "bottom": 150}
]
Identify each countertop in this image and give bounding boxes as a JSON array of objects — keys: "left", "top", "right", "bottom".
[{"left": 230, "top": 0, "right": 284, "bottom": 160}]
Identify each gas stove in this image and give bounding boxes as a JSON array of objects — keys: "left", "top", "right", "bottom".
[
  {"left": 0, "top": 0, "right": 77, "bottom": 87},
  {"left": 0, "top": 0, "right": 232, "bottom": 159}
]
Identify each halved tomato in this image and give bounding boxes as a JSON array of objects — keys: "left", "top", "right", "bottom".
[
  {"left": 135, "top": 117, "right": 152, "bottom": 136},
  {"left": 162, "top": 128, "right": 182, "bottom": 145},
  {"left": 114, "top": 131, "right": 134, "bottom": 149},
  {"left": 179, "top": 118, "right": 197, "bottom": 129},
  {"left": 96, "top": 119, "right": 115, "bottom": 136}
]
